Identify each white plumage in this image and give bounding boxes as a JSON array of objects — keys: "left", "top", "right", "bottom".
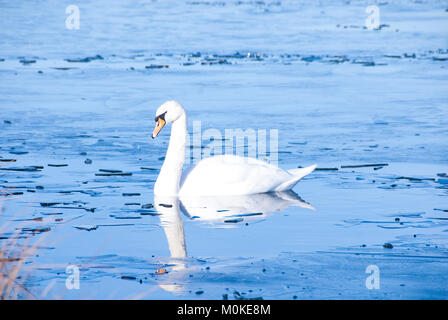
[{"left": 179, "top": 154, "right": 316, "bottom": 196}]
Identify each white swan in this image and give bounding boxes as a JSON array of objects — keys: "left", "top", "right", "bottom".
[{"left": 152, "top": 101, "right": 316, "bottom": 196}]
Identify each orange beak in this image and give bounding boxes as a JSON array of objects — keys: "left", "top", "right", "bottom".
[{"left": 152, "top": 118, "right": 166, "bottom": 139}]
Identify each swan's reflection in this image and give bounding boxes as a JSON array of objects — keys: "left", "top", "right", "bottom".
[
  {"left": 155, "top": 196, "right": 187, "bottom": 259},
  {"left": 179, "top": 190, "right": 314, "bottom": 221},
  {"left": 154, "top": 191, "right": 314, "bottom": 293}
]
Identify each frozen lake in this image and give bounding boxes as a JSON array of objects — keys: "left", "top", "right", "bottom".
[{"left": 0, "top": 0, "right": 447, "bottom": 299}]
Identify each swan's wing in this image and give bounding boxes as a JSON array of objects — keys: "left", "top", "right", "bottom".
[{"left": 179, "top": 155, "right": 292, "bottom": 196}]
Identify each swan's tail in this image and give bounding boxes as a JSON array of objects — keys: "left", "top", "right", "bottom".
[{"left": 275, "top": 164, "right": 317, "bottom": 191}]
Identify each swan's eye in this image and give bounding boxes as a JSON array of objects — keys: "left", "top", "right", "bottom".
[{"left": 155, "top": 111, "right": 167, "bottom": 122}]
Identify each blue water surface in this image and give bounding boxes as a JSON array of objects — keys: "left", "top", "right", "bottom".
[{"left": 0, "top": 0, "right": 447, "bottom": 299}]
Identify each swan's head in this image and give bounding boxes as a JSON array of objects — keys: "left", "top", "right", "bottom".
[{"left": 152, "top": 100, "right": 185, "bottom": 139}]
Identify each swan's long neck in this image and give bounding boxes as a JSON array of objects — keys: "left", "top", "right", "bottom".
[{"left": 154, "top": 113, "right": 187, "bottom": 196}]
